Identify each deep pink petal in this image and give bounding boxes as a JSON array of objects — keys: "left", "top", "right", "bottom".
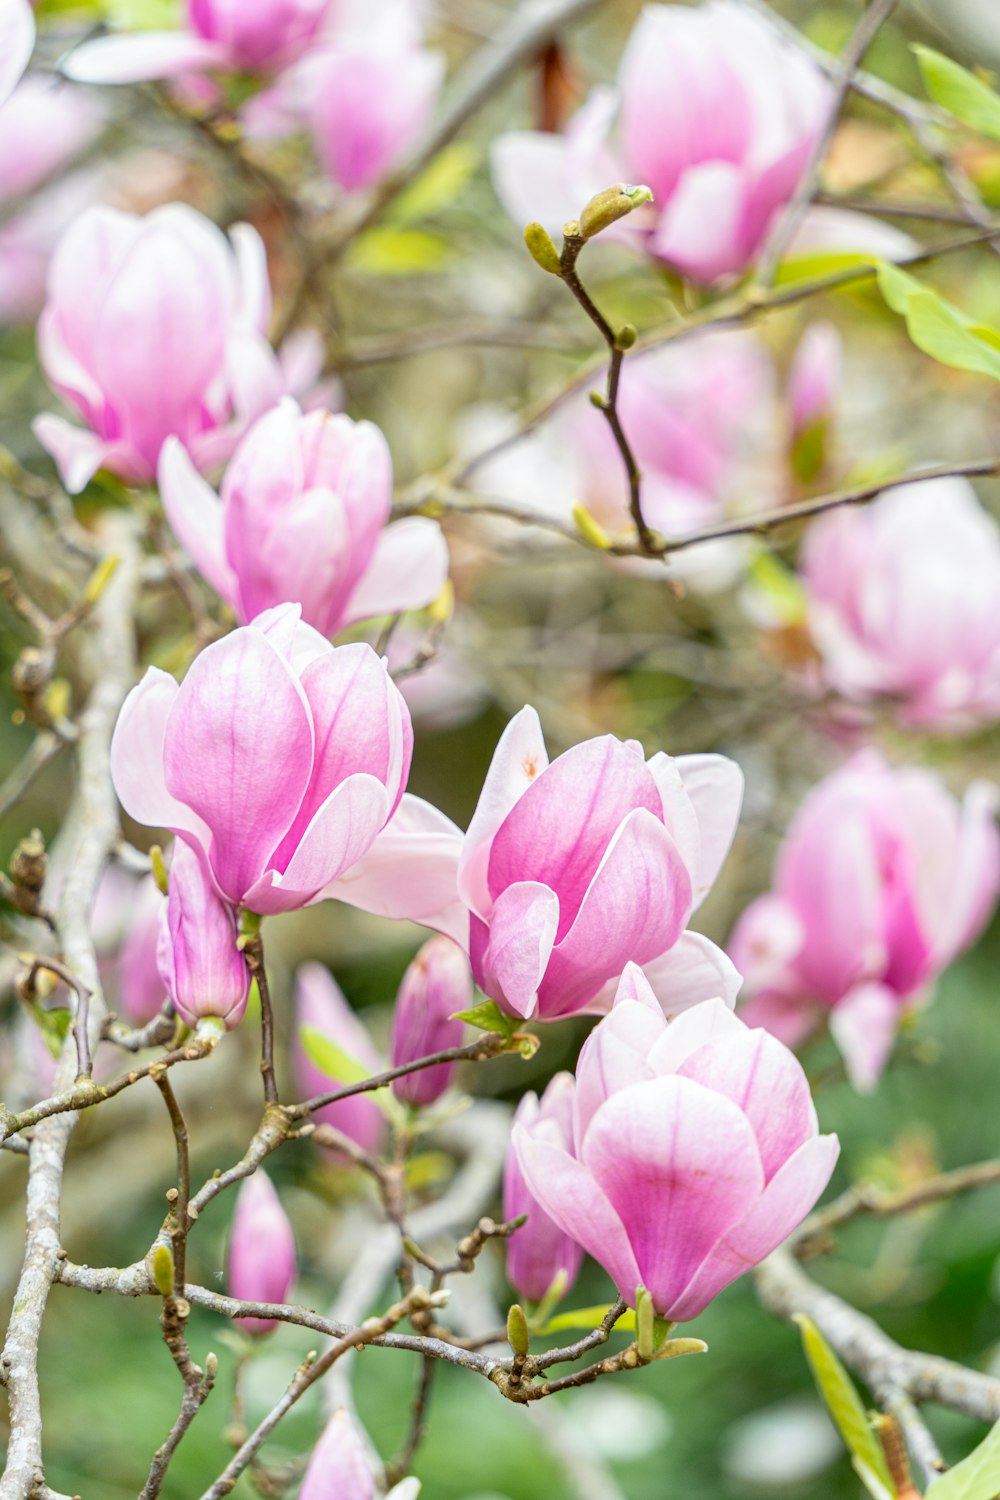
[
  {"left": 471, "top": 881, "right": 559, "bottom": 1019},
  {"left": 676, "top": 1025, "right": 817, "bottom": 1180},
  {"left": 246, "top": 774, "right": 390, "bottom": 914},
  {"left": 457, "top": 705, "right": 549, "bottom": 918},
  {"left": 162, "top": 627, "right": 312, "bottom": 904},
  {"left": 514, "top": 1129, "right": 640, "bottom": 1302},
  {"left": 668, "top": 1133, "right": 839, "bottom": 1322},
  {"left": 488, "top": 737, "right": 662, "bottom": 940},
  {"left": 537, "top": 807, "right": 693, "bottom": 1018},
  {"left": 583, "top": 1075, "right": 762, "bottom": 1317}
]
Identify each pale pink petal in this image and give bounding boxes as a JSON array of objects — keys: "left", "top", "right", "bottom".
[
  {"left": 646, "top": 995, "right": 744, "bottom": 1077},
  {"left": 650, "top": 161, "right": 747, "bottom": 283},
  {"left": 32, "top": 413, "right": 129, "bottom": 494},
  {"left": 162, "top": 627, "right": 312, "bottom": 904},
  {"left": 328, "top": 793, "right": 467, "bottom": 944},
  {"left": 673, "top": 752, "right": 745, "bottom": 903},
  {"left": 60, "top": 31, "right": 228, "bottom": 83},
  {"left": 829, "top": 982, "right": 902, "bottom": 1092},
  {"left": 638, "top": 932, "right": 743, "bottom": 1017},
  {"left": 343, "top": 517, "right": 449, "bottom": 625},
  {"left": 0, "top": 0, "right": 32, "bottom": 108},
  {"left": 583, "top": 1076, "right": 763, "bottom": 1316},
  {"left": 110, "top": 668, "right": 211, "bottom": 849},
  {"left": 471, "top": 880, "right": 559, "bottom": 1019},
  {"left": 668, "top": 1134, "right": 839, "bottom": 1322},
  {"left": 245, "top": 774, "right": 390, "bottom": 915},
  {"left": 457, "top": 706, "right": 549, "bottom": 918},
  {"left": 934, "top": 780, "right": 1000, "bottom": 966},
  {"left": 676, "top": 1026, "right": 816, "bottom": 1179},
  {"left": 157, "top": 436, "right": 236, "bottom": 601},
  {"left": 728, "top": 894, "right": 804, "bottom": 995},
  {"left": 514, "top": 1129, "right": 640, "bottom": 1302}
]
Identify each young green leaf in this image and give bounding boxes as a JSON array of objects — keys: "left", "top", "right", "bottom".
[
  {"left": 450, "top": 998, "right": 516, "bottom": 1039},
  {"left": 532, "top": 1304, "right": 637, "bottom": 1336},
  {"left": 299, "top": 1024, "right": 373, "bottom": 1087},
  {"left": 795, "top": 1314, "right": 893, "bottom": 1487},
  {"left": 926, "top": 1415, "right": 1000, "bottom": 1500},
  {"left": 875, "top": 263, "right": 1000, "bottom": 382},
  {"left": 852, "top": 1457, "right": 896, "bottom": 1500},
  {"left": 914, "top": 46, "right": 1000, "bottom": 143}
]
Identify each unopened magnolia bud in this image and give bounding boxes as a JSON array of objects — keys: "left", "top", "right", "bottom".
[
  {"left": 615, "top": 324, "right": 637, "bottom": 350},
  {"left": 579, "top": 183, "right": 653, "bottom": 240},
  {"left": 588, "top": 390, "right": 606, "bottom": 410},
  {"left": 506, "top": 1303, "right": 530, "bottom": 1358},
  {"left": 204, "top": 1351, "right": 219, "bottom": 1382},
  {"left": 12, "top": 647, "right": 49, "bottom": 696},
  {"left": 390, "top": 936, "right": 471, "bottom": 1106},
  {"left": 300, "top": 1410, "right": 375, "bottom": 1500},
  {"left": 523, "top": 222, "right": 562, "bottom": 275},
  {"left": 10, "top": 830, "right": 46, "bottom": 896},
  {"left": 655, "top": 1337, "right": 708, "bottom": 1361},
  {"left": 228, "top": 1170, "right": 297, "bottom": 1336}
]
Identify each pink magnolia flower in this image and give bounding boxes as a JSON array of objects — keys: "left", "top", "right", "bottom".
[
  {"left": 0, "top": 0, "right": 33, "bottom": 109},
  {"left": 332, "top": 705, "right": 744, "bottom": 1021},
  {"left": 110, "top": 604, "right": 413, "bottom": 915},
  {"left": 157, "top": 842, "right": 250, "bottom": 1030},
  {"left": 292, "top": 962, "right": 385, "bottom": 1154},
  {"left": 159, "top": 399, "right": 448, "bottom": 636},
  {"left": 0, "top": 77, "right": 102, "bottom": 200},
  {"left": 730, "top": 751, "right": 1000, "bottom": 1088},
  {"left": 92, "top": 867, "right": 166, "bottom": 1024},
  {"left": 492, "top": 0, "right": 831, "bottom": 283},
  {"left": 242, "top": 0, "right": 443, "bottom": 193},
  {"left": 33, "top": 203, "right": 312, "bottom": 493},
  {"left": 63, "top": 0, "right": 332, "bottom": 83},
  {"left": 515, "top": 964, "right": 839, "bottom": 1319},
  {"left": 390, "top": 936, "right": 469, "bottom": 1106},
  {"left": 802, "top": 479, "right": 1000, "bottom": 729},
  {"left": 301, "top": 1411, "right": 374, "bottom": 1500},
  {"left": 788, "top": 322, "right": 841, "bottom": 442},
  {"left": 228, "top": 1169, "right": 297, "bottom": 1335},
  {"left": 504, "top": 1074, "right": 583, "bottom": 1304}
]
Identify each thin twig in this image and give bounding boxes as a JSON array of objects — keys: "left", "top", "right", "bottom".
[
  {"left": 241, "top": 930, "right": 279, "bottom": 1106},
  {"left": 755, "top": 0, "right": 900, "bottom": 286},
  {"left": 0, "top": 736, "right": 64, "bottom": 824},
  {"left": 289, "top": 1032, "right": 511, "bottom": 1118},
  {"left": 794, "top": 1158, "right": 1000, "bottom": 1248}
]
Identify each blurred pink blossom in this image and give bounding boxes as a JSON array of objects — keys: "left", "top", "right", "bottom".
[
  {"left": 492, "top": 0, "right": 831, "bottom": 283},
  {"left": 390, "top": 935, "right": 469, "bottom": 1106},
  {"left": 111, "top": 604, "right": 413, "bottom": 915},
  {"left": 33, "top": 204, "right": 317, "bottom": 492},
  {"left": 63, "top": 0, "right": 333, "bottom": 83},
  {"left": 0, "top": 0, "right": 33, "bottom": 109},
  {"left": 787, "top": 322, "right": 841, "bottom": 441},
  {"left": 300, "top": 1410, "right": 375, "bottom": 1500},
  {"left": 159, "top": 399, "right": 448, "bottom": 636},
  {"left": 514, "top": 964, "right": 838, "bottom": 1319},
  {"left": 504, "top": 1073, "right": 583, "bottom": 1303},
  {"left": 292, "top": 961, "right": 385, "bottom": 1154},
  {"left": 228, "top": 1169, "right": 297, "bottom": 1334},
  {"left": 802, "top": 479, "right": 1000, "bottom": 729},
  {"left": 730, "top": 751, "right": 1000, "bottom": 1087},
  {"left": 330, "top": 705, "right": 743, "bottom": 1022}
]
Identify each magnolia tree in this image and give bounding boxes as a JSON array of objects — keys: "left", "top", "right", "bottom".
[{"left": 4, "top": 0, "right": 1000, "bottom": 1496}]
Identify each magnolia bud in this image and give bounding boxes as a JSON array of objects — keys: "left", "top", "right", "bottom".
[
  {"left": 300, "top": 1410, "right": 375, "bottom": 1500},
  {"left": 523, "top": 221, "right": 562, "bottom": 275},
  {"left": 228, "top": 1170, "right": 297, "bottom": 1336},
  {"left": 503, "top": 1075, "right": 583, "bottom": 1303},
  {"left": 390, "top": 936, "right": 471, "bottom": 1106},
  {"left": 579, "top": 183, "right": 653, "bottom": 240},
  {"left": 156, "top": 844, "right": 249, "bottom": 1031}
]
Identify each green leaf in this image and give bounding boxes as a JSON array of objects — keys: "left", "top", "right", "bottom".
[
  {"left": 927, "top": 1416, "right": 1000, "bottom": 1499},
  {"left": 345, "top": 227, "right": 452, "bottom": 276},
  {"left": 390, "top": 143, "right": 479, "bottom": 222},
  {"left": 795, "top": 1315, "right": 893, "bottom": 1487},
  {"left": 914, "top": 46, "right": 1000, "bottom": 142},
  {"left": 533, "top": 1305, "right": 637, "bottom": 1336},
  {"left": 875, "top": 262, "right": 1000, "bottom": 381},
  {"left": 451, "top": 999, "right": 516, "bottom": 1038},
  {"left": 852, "top": 1458, "right": 895, "bottom": 1500},
  {"left": 299, "top": 1024, "right": 375, "bottom": 1088},
  {"left": 747, "top": 551, "right": 808, "bottom": 627},
  {"left": 774, "top": 249, "right": 880, "bottom": 287}
]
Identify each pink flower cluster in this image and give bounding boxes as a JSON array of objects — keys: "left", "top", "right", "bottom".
[
  {"left": 63, "top": 0, "right": 442, "bottom": 196},
  {"left": 492, "top": 0, "right": 832, "bottom": 282},
  {"left": 509, "top": 966, "right": 838, "bottom": 1317},
  {"left": 731, "top": 752, "right": 1000, "bottom": 1088}
]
